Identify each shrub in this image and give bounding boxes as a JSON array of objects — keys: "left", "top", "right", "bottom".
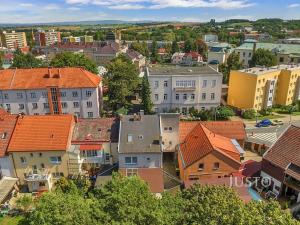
[{"left": 242, "top": 109, "right": 256, "bottom": 119}]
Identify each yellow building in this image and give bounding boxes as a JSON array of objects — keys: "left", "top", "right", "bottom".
[
  {"left": 228, "top": 65, "right": 300, "bottom": 110},
  {"left": 0, "top": 31, "right": 27, "bottom": 49},
  {"left": 8, "top": 115, "right": 75, "bottom": 192}
]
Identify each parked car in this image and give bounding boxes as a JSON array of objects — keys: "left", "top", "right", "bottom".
[
  {"left": 272, "top": 120, "right": 284, "bottom": 126},
  {"left": 255, "top": 119, "right": 272, "bottom": 127}
]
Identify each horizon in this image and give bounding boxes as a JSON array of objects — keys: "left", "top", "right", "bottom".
[{"left": 0, "top": 0, "right": 300, "bottom": 24}]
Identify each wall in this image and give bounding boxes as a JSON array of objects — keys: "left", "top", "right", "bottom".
[
  {"left": 118, "top": 153, "right": 162, "bottom": 168},
  {"left": 0, "top": 156, "right": 15, "bottom": 177}
]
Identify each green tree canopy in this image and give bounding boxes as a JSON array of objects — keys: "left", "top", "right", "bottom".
[
  {"left": 171, "top": 40, "right": 179, "bottom": 54},
  {"left": 219, "top": 52, "right": 243, "bottom": 84},
  {"left": 11, "top": 49, "right": 45, "bottom": 69},
  {"left": 105, "top": 54, "right": 139, "bottom": 110},
  {"left": 130, "top": 41, "right": 149, "bottom": 57},
  {"left": 50, "top": 52, "right": 98, "bottom": 74},
  {"left": 250, "top": 48, "right": 278, "bottom": 67},
  {"left": 183, "top": 39, "right": 196, "bottom": 53},
  {"left": 141, "top": 75, "right": 153, "bottom": 114}
]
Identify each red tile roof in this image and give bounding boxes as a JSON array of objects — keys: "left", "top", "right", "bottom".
[
  {"left": 263, "top": 125, "right": 300, "bottom": 170},
  {"left": 179, "top": 124, "right": 241, "bottom": 168},
  {"left": 0, "top": 67, "right": 101, "bottom": 90},
  {"left": 0, "top": 115, "right": 18, "bottom": 157},
  {"left": 8, "top": 115, "right": 74, "bottom": 152},
  {"left": 119, "top": 168, "right": 164, "bottom": 193},
  {"left": 179, "top": 121, "right": 246, "bottom": 142}
]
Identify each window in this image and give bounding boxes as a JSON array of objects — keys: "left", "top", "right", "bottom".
[
  {"left": 39, "top": 153, "right": 43, "bottom": 157},
  {"left": 105, "top": 153, "right": 110, "bottom": 162},
  {"left": 202, "top": 93, "right": 206, "bottom": 100},
  {"left": 126, "top": 168, "right": 138, "bottom": 176},
  {"left": 198, "top": 163, "right": 204, "bottom": 171},
  {"left": 243, "top": 52, "right": 246, "bottom": 57},
  {"left": 1, "top": 132, "right": 7, "bottom": 139},
  {"left": 6, "top": 104, "right": 11, "bottom": 111},
  {"left": 169, "top": 127, "right": 172, "bottom": 131},
  {"left": 72, "top": 91, "right": 78, "bottom": 97},
  {"left": 138, "top": 135, "right": 143, "bottom": 140},
  {"left": 280, "top": 57, "right": 284, "bottom": 63},
  {"left": 164, "top": 81, "right": 168, "bottom": 87},
  {"left": 60, "top": 92, "right": 66, "bottom": 97},
  {"left": 183, "top": 94, "right": 187, "bottom": 100},
  {"left": 213, "top": 162, "right": 220, "bottom": 170},
  {"left": 211, "top": 93, "right": 215, "bottom": 100},
  {"left": 202, "top": 80, "right": 207, "bottom": 88},
  {"left": 50, "top": 156, "right": 62, "bottom": 164},
  {"left": 73, "top": 102, "right": 79, "bottom": 108},
  {"left": 175, "top": 94, "right": 179, "bottom": 100},
  {"left": 191, "top": 94, "right": 195, "bottom": 100},
  {"left": 61, "top": 102, "right": 67, "bottom": 108},
  {"left": 42, "top": 92, "right": 48, "bottom": 98},
  {"left": 4, "top": 93, "right": 9, "bottom": 99},
  {"left": 87, "top": 112, "right": 93, "bottom": 118},
  {"left": 127, "top": 134, "right": 133, "bottom": 143},
  {"left": 43, "top": 103, "right": 49, "bottom": 109},
  {"left": 30, "top": 153, "right": 33, "bottom": 157},
  {"left": 17, "top": 93, "right": 23, "bottom": 99},
  {"left": 20, "top": 157, "right": 27, "bottom": 164},
  {"left": 41, "top": 163, "right": 45, "bottom": 169},
  {"left": 86, "top": 91, "right": 92, "bottom": 97},
  {"left": 155, "top": 94, "right": 159, "bottom": 101},
  {"left": 86, "top": 101, "right": 92, "bottom": 108},
  {"left": 32, "top": 103, "right": 38, "bottom": 109},
  {"left": 212, "top": 80, "right": 216, "bottom": 88},
  {"left": 248, "top": 52, "right": 252, "bottom": 57},
  {"left": 164, "top": 94, "right": 168, "bottom": 100},
  {"left": 86, "top": 150, "right": 97, "bottom": 157},
  {"left": 175, "top": 80, "right": 196, "bottom": 87},
  {"left": 52, "top": 172, "right": 64, "bottom": 178},
  {"left": 30, "top": 92, "right": 36, "bottom": 98},
  {"left": 19, "top": 104, "right": 24, "bottom": 110},
  {"left": 154, "top": 81, "right": 159, "bottom": 88},
  {"left": 125, "top": 156, "right": 138, "bottom": 165}
]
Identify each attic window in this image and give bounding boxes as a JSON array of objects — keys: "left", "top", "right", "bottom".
[
  {"left": 127, "top": 134, "right": 133, "bottom": 143},
  {"left": 1, "top": 132, "right": 7, "bottom": 139}
]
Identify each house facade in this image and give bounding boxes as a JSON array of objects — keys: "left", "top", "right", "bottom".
[
  {"left": 0, "top": 67, "right": 103, "bottom": 118},
  {"left": 146, "top": 65, "right": 222, "bottom": 114}
]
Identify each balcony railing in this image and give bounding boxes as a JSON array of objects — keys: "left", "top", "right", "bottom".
[
  {"left": 284, "top": 176, "right": 300, "bottom": 192},
  {"left": 24, "top": 169, "right": 50, "bottom": 181}
]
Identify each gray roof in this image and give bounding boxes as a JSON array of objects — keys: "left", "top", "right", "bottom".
[
  {"left": 119, "top": 115, "right": 161, "bottom": 154},
  {"left": 147, "top": 65, "right": 221, "bottom": 76}
]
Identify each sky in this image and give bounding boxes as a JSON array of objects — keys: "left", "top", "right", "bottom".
[{"left": 0, "top": 0, "right": 300, "bottom": 23}]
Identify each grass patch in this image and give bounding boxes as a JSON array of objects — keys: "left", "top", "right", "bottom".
[
  {"left": 0, "top": 216, "right": 24, "bottom": 225},
  {"left": 244, "top": 114, "right": 285, "bottom": 121}
]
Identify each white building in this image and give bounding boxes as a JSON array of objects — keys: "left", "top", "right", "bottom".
[
  {"left": 203, "top": 34, "right": 219, "bottom": 43},
  {"left": 146, "top": 65, "right": 223, "bottom": 114},
  {"left": 0, "top": 67, "right": 103, "bottom": 118}
]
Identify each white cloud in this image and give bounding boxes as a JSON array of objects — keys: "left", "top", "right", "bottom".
[
  {"left": 288, "top": 3, "right": 300, "bottom": 8},
  {"left": 65, "top": 0, "right": 255, "bottom": 10},
  {"left": 19, "top": 3, "right": 33, "bottom": 7},
  {"left": 68, "top": 7, "right": 81, "bottom": 10},
  {"left": 44, "top": 4, "right": 60, "bottom": 10}
]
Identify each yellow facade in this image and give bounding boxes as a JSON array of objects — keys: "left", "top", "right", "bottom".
[
  {"left": 10, "top": 151, "right": 70, "bottom": 192},
  {"left": 228, "top": 65, "right": 300, "bottom": 110}
]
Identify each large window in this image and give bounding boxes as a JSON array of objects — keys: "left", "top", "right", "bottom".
[
  {"left": 86, "top": 91, "right": 92, "bottom": 97},
  {"left": 125, "top": 156, "right": 138, "bottom": 165},
  {"left": 50, "top": 156, "right": 62, "bottom": 164},
  {"left": 176, "top": 80, "right": 196, "bottom": 88}
]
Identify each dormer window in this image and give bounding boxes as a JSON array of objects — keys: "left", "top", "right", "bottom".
[
  {"left": 127, "top": 134, "right": 133, "bottom": 143},
  {"left": 198, "top": 163, "right": 204, "bottom": 171},
  {"left": 1, "top": 132, "right": 7, "bottom": 139}
]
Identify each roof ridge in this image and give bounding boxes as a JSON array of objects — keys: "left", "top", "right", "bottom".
[{"left": 81, "top": 68, "right": 101, "bottom": 86}]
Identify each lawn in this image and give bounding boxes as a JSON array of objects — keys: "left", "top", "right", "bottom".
[
  {"left": 244, "top": 114, "right": 285, "bottom": 121},
  {"left": 0, "top": 216, "right": 23, "bottom": 225}
]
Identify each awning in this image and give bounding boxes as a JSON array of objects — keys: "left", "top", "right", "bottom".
[{"left": 79, "top": 144, "right": 103, "bottom": 151}]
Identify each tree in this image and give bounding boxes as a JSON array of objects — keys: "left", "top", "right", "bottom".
[
  {"left": 105, "top": 54, "right": 139, "bottom": 110},
  {"left": 184, "top": 39, "right": 194, "bottom": 53},
  {"left": 15, "top": 195, "right": 33, "bottom": 213},
  {"left": 195, "top": 38, "right": 208, "bottom": 56},
  {"left": 216, "top": 106, "right": 235, "bottom": 120},
  {"left": 219, "top": 52, "right": 243, "bottom": 84},
  {"left": 141, "top": 75, "right": 153, "bottom": 114},
  {"left": 0, "top": 51, "right": 4, "bottom": 69},
  {"left": 50, "top": 52, "right": 98, "bottom": 74},
  {"left": 130, "top": 41, "right": 149, "bottom": 57},
  {"left": 250, "top": 48, "right": 278, "bottom": 67},
  {"left": 171, "top": 40, "right": 179, "bottom": 54},
  {"left": 150, "top": 40, "right": 159, "bottom": 62},
  {"left": 11, "top": 49, "right": 45, "bottom": 69}
]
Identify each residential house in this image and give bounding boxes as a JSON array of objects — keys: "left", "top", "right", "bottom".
[
  {"left": 7, "top": 115, "right": 75, "bottom": 192},
  {"left": 70, "top": 117, "right": 119, "bottom": 174},
  {"left": 261, "top": 125, "right": 300, "bottom": 203},
  {"left": 0, "top": 31, "right": 27, "bottom": 49},
  {"left": 125, "top": 49, "right": 146, "bottom": 73},
  {"left": 228, "top": 64, "right": 300, "bottom": 110},
  {"left": 177, "top": 123, "right": 244, "bottom": 183},
  {"left": 160, "top": 113, "right": 180, "bottom": 153},
  {"left": 0, "top": 67, "right": 103, "bottom": 118},
  {"left": 182, "top": 52, "right": 203, "bottom": 66},
  {"left": 146, "top": 65, "right": 222, "bottom": 113},
  {"left": 203, "top": 34, "right": 218, "bottom": 43},
  {"left": 207, "top": 43, "right": 234, "bottom": 65},
  {"left": 35, "top": 29, "right": 61, "bottom": 47},
  {"left": 118, "top": 114, "right": 164, "bottom": 194},
  {"left": 171, "top": 52, "right": 185, "bottom": 65}
]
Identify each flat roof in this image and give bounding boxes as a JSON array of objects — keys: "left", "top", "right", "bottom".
[
  {"left": 147, "top": 65, "right": 221, "bottom": 76},
  {"left": 239, "top": 64, "right": 300, "bottom": 76}
]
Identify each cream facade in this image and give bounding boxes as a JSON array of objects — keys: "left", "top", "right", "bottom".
[{"left": 0, "top": 31, "right": 27, "bottom": 49}]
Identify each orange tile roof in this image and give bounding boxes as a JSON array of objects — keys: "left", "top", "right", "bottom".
[
  {"left": 119, "top": 168, "right": 164, "bottom": 193},
  {"left": 0, "top": 115, "right": 18, "bottom": 157},
  {"left": 179, "top": 124, "right": 241, "bottom": 168},
  {"left": 8, "top": 115, "right": 74, "bottom": 152},
  {"left": 0, "top": 67, "right": 101, "bottom": 90},
  {"left": 179, "top": 121, "right": 246, "bottom": 142}
]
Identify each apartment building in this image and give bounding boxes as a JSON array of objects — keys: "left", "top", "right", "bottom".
[
  {"left": 235, "top": 41, "right": 300, "bottom": 67},
  {"left": 227, "top": 65, "right": 300, "bottom": 110},
  {"left": 146, "top": 65, "right": 222, "bottom": 114},
  {"left": 7, "top": 115, "right": 75, "bottom": 192},
  {"left": 0, "top": 31, "right": 27, "bottom": 49},
  {"left": 118, "top": 114, "right": 164, "bottom": 194},
  {"left": 35, "top": 29, "right": 61, "bottom": 47},
  {"left": 62, "top": 35, "right": 93, "bottom": 44},
  {"left": 0, "top": 67, "right": 103, "bottom": 118},
  {"left": 207, "top": 42, "right": 233, "bottom": 65}
]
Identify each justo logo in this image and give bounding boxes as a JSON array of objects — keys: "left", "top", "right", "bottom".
[{"left": 229, "top": 176, "right": 272, "bottom": 188}]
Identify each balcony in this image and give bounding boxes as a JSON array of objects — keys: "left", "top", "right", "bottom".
[
  {"left": 284, "top": 176, "right": 300, "bottom": 192},
  {"left": 174, "top": 87, "right": 196, "bottom": 92},
  {"left": 24, "top": 169, "right": 50, "bottom": 182}
]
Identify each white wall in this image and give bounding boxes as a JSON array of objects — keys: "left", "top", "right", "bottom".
[
  {"left": 119, "top": 153, "right": 162, "bottom": 168},
  {"left": 0, "top": 156, "right": 15, "bottom": 177}
]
